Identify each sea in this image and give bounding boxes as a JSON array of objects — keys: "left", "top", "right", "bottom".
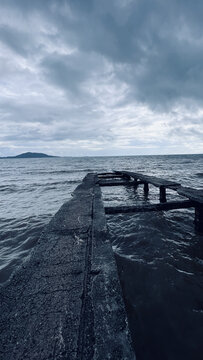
[{"left": 0, "top": 154, "right": 203, "bottom": 360}]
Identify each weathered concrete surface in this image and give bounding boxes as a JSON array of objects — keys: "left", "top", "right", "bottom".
[{"left": 0, "top": 174, "right": 135, "bottom": 360}]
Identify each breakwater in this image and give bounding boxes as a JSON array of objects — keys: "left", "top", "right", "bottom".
[{"left": 0, "top": 174, "right": 135, "bottom": 360}]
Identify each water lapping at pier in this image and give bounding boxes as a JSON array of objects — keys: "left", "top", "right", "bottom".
[
  {"left": 101, "top": 155, "right": 203, "bottom": 360},
  {"left": 0, "top": 154, "right": 202, "bottom": 359},
  {"left": 0, "top": 156, "right": 117, "bottom": 283}
]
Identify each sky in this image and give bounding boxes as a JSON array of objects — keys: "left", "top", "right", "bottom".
[{"left": 0, "top": 0, "right": 203, "bottom": 156}]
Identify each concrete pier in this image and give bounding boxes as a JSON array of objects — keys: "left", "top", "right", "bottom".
[{"left": 0, "top": 174, "right": 135, "bottom": 360}]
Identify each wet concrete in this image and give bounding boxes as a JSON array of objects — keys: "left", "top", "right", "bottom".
[{"left": 0, "top": 174, "right": 135, "bottom": 360}]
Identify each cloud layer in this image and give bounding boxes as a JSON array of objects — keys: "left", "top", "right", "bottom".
[{"left": 0, "top": 0, "right": 202, "bottom": 155}]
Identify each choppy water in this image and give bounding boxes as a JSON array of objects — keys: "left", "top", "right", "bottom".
[{"left": 0, "top": 154, "right": 203, "bottom": 359}]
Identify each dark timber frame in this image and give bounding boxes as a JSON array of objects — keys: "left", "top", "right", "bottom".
[{"left": 98, "top": 171, "right": 203, "bottom": 234}]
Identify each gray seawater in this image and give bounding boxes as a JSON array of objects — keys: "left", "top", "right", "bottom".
[{"left": 0, "top": 154, "right": 203, "bottom": 359}]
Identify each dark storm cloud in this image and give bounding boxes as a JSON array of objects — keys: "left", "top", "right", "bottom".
[
  {"left": 2, "top": 0, "right": 203, "bottom": 107},
  {"left": 0, "top": 25, "right": 32, "bottom": 56},
  {"left": 0, "top": 0, "right": 202, "bottom": 155},
  {"left": 41, "top": 54, "right": 85, "bottom": 94},
  {"left": 40, "top": 51, "right": 105, "bottom": 96}
]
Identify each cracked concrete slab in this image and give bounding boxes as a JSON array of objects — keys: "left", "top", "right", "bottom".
[{"left": 0, "top": 174, "right": 136, "bottom": 360}]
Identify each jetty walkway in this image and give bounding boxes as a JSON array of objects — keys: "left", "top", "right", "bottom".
[
  {"left": 0, "top": 174, "right": 135, "bottom": 360},
  {"left": 0, "top": 170, "right": 202, "bottom": 360}
]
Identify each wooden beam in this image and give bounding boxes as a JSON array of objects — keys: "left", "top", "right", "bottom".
[
  {"left": 177, "top": 186, "right": 203, "bottom": 204},
  {"left": 97, "top": 172, "right": 116, "bottom": 176},
  {"left": 105, "top": 200, "right": 194, "bottom": 214},
  {"left": 114, "top": 170, "right": 180, "bottom": 189},
  {"left": 98, "top": 174, "right": 124, "bottom": 179},
  {"left": 99, "top": 180, "right": 134, "bottom": 186}
]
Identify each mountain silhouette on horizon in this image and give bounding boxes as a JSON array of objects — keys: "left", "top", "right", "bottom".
[{"left": 0, "top": 152, "right": 56, "bottom": 159}]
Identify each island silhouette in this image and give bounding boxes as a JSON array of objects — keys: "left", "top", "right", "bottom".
[{"left": 0, "top": 152, "right": 56, "bottom": 159}]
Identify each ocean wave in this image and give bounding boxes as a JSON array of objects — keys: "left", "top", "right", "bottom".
[
  {"left": 0, "top": 214, "right": 51, "bottom": 285},
  {"left": 24, "top": 169, "right": 94, "bottom": 175},
  {"left": 195, "top": 172, "right": 203, "bottom": 177},
  {"left": 0, "top": 185, "right": 18, "bottom": 193}
]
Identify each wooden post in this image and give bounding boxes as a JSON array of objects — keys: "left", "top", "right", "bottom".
[
  {"left": 144, "top": 182, "right": 149, "bottom": 194},
  {"left": 160, "top": 186, "right": 166, "bottom": 203},
  {"left": 194, "top": 206, "right": 203, "bottom": 233},
  {"left": 133, "top": 178, "right": 138, "bottom": 187}
]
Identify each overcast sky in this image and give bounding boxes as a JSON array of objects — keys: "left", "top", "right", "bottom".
[{"left": 0, "top": 0, "right": 203, "bottom": 156}]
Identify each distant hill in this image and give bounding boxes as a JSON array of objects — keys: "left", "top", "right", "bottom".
[{"left": 0, "top": 152, "right": 56, "bottom": 159}]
